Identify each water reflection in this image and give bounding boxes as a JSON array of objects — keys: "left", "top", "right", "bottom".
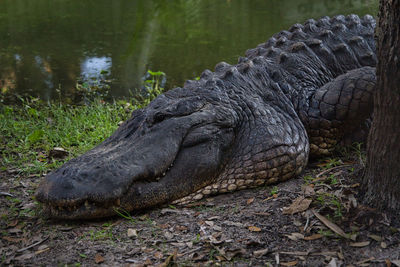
[
  {"left": 0, "top": 0, "right": 378, "bottom": 102},
  {"left": 81, "top": 56, "right": 112, "bottom": 82}
]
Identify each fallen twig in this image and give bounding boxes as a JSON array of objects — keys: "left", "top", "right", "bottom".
[
  {"left": 0, "top": 192, "right": 14, "bottom": 197},
  {"left": 17, "top": 237, "right": 49, "bottom": 253},
  {"left": 316, "top": 165, "right": 351, "bottom": 178},
  {"left": 312, "top": 210, "right": 348, "bottom": 239}
]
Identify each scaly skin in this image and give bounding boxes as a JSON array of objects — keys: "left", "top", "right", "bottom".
[{"left": 36, "top": 14, "right": 376, "bottom": 219}]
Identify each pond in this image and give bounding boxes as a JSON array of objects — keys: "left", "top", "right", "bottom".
[{"left": 0, "top": 0, "right": 378, "bottom": 103}]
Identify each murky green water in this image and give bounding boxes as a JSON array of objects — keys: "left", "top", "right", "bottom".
[{"left": 0, "top": 0, "right": 378, "bottom": 102}]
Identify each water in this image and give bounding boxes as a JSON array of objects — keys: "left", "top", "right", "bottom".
[{"left": 0, "top": 0, "right": 378, "bottom": 103}]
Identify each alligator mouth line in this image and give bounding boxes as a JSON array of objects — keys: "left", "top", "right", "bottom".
[{"left": 41, "top": 162, "right": 176, "bottom": 219}]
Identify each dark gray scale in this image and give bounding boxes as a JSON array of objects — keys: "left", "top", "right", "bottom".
[
  {"left": 303, "top": 18, "right": 319, "bottom": 33},
  {"left": 332, "top": 23, "right": 348, "bottom": 35},
  {"left": 200, "top": 69, "right": 213, "bottom": 80},
  {"left": 360, "top": 15, "right": 376, "bottom": 52},
  {"left": 304, "top": 38, "right": 341, "bottom": 76},
  {"left": 184, "top": 79, "right": 201, "bottom": 89},
  {"left": 264, "top": 47, "right": 281, "bottom": 59},
  {"left": 237, "top": 56, "right": 248, "bottom": 64},
  {"left": 289, "top": 23, "right": 305, "bottom": 33},
  {"left": 275, "top": 36, "right": 289, "bottom": 48},
  {"left": 263, "top": 37, "right": 277, "bottom": 50},
  {"left": 347, "top": 36, "right": 377, "bottom": 66},
  {"left": 215, "top": 61, "right": 232, "bottom": 73},
  {"left": 345, "top": 14, "right": 363, "bottom": 31},
  {"left": 316, "top": 16, "right": 331, "bottom": 27},
  {"left": 316, "top": 29, "right": 361, "bottom": 74},
  {"left": 332, "top": 42, "right": 362, "bottom": 71},
  {"left": 245, "top": 48, "right": 258, "bottom": 58},
  {"left": 288, "top": 28, "right": 308, "bottom": 41},
  {"left": 330, "top": 15, "right": 346, "bottom": 24},
  {"left": 272, "top": 30, "right": 291, "bottom": 40}
]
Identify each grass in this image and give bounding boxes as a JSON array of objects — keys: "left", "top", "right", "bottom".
[
  {"left": 0, "top": 98, "right": 131, "bottom": 175},
  {"left": 0, "top": 70, "right": 165, "bottom": 176}
]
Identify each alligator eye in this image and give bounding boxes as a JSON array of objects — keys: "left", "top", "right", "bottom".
[{"left": 152, "top": 112, "right": 167, "bottom": 124}]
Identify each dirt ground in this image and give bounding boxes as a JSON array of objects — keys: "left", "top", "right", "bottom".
[{"left": 1, "top": 158, "right": 400, "bottom": 266}]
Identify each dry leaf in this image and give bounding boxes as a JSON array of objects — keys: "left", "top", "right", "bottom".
[
  {"left": 350, "top": 241, "right": 370, "bottom": 247},
  {"left": 355, "top": 257, "right": 375, "bottom": 265},
  {"left": 205, "top": 221, "right": 214, "bottom": 227},
  {"left": 215, "top": 255, "right": 226, "bottom": 261},
  {"left": 160, "top": 251, "right": 177, "bottom": 267},
  {"left": 14, "top": 252, "right": 35, "bottom": 261},
  {"left": 392, "top": 260, "right": 400, "bottom": 267},
  {"left": 7, "top": 220, "right": 18, "bottom": 227},
  {"left": 368, "top": 234, "right": 382, "bottom": 242},
  {"left": 381, "top": 242, "right": 387, "bottom": 248},
  {"left": 49, "top": 147, "right": 69, "bottom": 159},
  {"left": 304, "top": 234, "right": 323, "bottom": 240},
  {"left": 175, "top": 225, "right": 188, "bottom": 231},
  {"left": 327, "top": 258, "right": 339, "bottom": 267},
  {"left": 286, "top": 232, "right": 304, "bottom": 241},
  {"left": 312, "top": 210, "right": 348, "bottom": 239},
  {"left": 303, "top": 185, "right": 315, "bottom": 196},
  {"left": 283, "top": 197, "right": 312, "bottom": 215},
  {"left": 164, "top": 231, "right": 174, "bottom": 240},
  {"left": 253, "top": 248, "right": 270, "bottom": 257},
  {"left": 248, "top": 226, "right": 261, "bottom": 232},
  {"left": 281, "top": 260, "right": 298, "bottom": 266},
  {"left": 2, "top": 236, "right": 24, "bottom": 243},
  {"left": 224, "top": 248, "right": 247, "bottom": 261},
  {"left": 154, "top": 251, "right": 163, "bottom": 259},
  {"left": 35, "top": 247, "right": 50, "bottom": 255},
  {"left": 94, "top": 254, "right": 105, "bottom": 264},
  {"left": 247, "top": 197, "right": 255, "bottom": 205},
  {"left": 127, "top": 228, "right": 138, "bottom": 237},
  {"left": 280, "top": 251, "right": 309, "bottom": 256},
  {"left": 253, "top": 212, "right": 271, "bottom": 216},
  {"left": 348, "top": 194, "right": 358, "bottom": 208}
]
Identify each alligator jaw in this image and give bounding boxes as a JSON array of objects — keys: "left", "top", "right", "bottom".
[
  {"left": 38, "top": 162, "right": 176, "bottom": 220},
  {"left": 35, "top": 91, "right": 236, "bottom": 219}
]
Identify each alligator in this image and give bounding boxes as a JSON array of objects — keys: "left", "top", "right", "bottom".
[{"left": 36, "top": 14, "right": 377, "bottom": 219}]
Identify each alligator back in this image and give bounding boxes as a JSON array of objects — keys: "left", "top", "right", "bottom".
[{"left": 185, "top": 14, "right": 376, "bottom": 113}]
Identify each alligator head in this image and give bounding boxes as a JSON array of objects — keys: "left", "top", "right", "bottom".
[{"left": 36, "top": 86, "right": 238, "bottom": 219}]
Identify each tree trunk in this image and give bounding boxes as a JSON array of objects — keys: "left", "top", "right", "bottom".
[{"left": 362, "top": 0, "right": 400, "bottom": 216}]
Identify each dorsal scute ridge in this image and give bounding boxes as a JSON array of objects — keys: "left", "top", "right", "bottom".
[
  {"left": 215, "top": 61, "right": 231, "bottom": 73},
  {"left": 184, "top": 14, "right": 375, "bottom": 100},
  {"left": 330, "top": 15, "right": 346, "bottom": 24},
  {"left": 289, "top": 23, "right": 305, "bottom": 32},
  {"left": 317, "top": 16, "right": 331, "bottom": 27}
]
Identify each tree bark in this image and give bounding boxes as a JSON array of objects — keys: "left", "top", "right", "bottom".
[{"left": 362, "top": 0, "right": 400, "bottom": 216}]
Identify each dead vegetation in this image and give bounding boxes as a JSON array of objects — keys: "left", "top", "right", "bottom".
[{"left": 1, "top": 153, "right": 400, "bottom": 266}]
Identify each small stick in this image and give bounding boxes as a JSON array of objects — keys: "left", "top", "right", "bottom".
[
  {"left": 17, "top": 237, "right": 49, "bottom": 253},
  {"left": 315, "top": 164, "right": 351, "bottom": 178},
  {"left": 0, "top": 192, "right": 14, "bottom": 197}
]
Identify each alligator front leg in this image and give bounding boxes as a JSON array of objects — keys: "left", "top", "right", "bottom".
[{"left": 300, "top": 66, "right": 376, "bottom": 156}]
